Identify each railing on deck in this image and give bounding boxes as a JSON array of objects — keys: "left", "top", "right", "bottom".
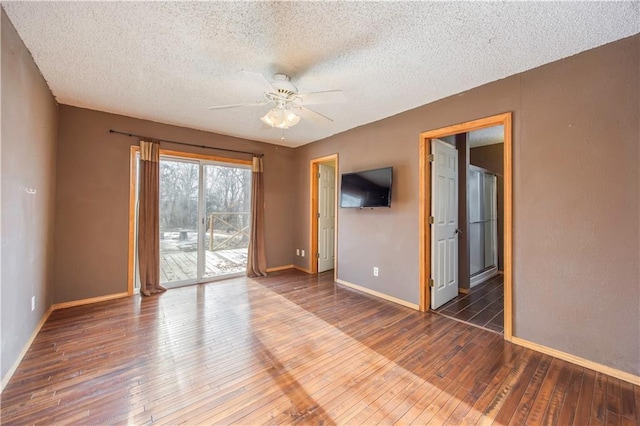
[{"left": 208, "top": 212, "right": 250, "bottom": 251}]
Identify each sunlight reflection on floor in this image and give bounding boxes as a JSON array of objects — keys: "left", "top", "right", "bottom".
[{"left": 238, "top": 280, "right": 495, "bottom": 424}]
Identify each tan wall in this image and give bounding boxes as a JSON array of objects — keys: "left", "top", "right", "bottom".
[
  {"left": 3, "top": 5, "right": 638, "bottom": 380},
  {"left": 1, "top": 9, "right": 58, "bottom": 380},
  {"left": 470, "top": 143, "right": 504, "bottom": 270},
  {"left": 513, "top": 36, "right": 638, "bottom": 376},
  {"left": 54, "top": 106, "right": 294, "bottom": 303},
  {"left": 294, "top": 117, "right": 422, "bottom": 301},
  {"left": 293, "top": 35, "right": 639, "bottom": 375}
]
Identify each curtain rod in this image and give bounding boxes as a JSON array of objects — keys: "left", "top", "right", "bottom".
[{"left": 109, "top": 129, "right": 262, "bottom": 157}]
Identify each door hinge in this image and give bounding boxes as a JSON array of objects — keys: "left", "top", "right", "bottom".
[
  {"left": 316, "top": 252, "right": 320, "bottom": 258},
  {"left": 317, "top": 212, "right": 321, "bottom": 218},
  {"left": 318, "top": 172, "right": 321, "bottom": 178},
  {"left": 428, "top": 216, "right": 434, "bottom": 224},
  {"left": 428, "top": 154, "right": 434, "bottom": 162},
  {"left": 428, "top": 278, "right": 434, "bottom": 288}
]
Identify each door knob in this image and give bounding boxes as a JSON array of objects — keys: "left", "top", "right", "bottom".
[{"left": 455, "top": 228, "right": 462, "bottom": 234}]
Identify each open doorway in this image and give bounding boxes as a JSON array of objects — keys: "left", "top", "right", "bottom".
[
  {"left": 310, "top": 154, "right": 338, "bottom": 276},
  {"left": 433, "top": 127, "right": 504, "bottom": 333},
  {"left": 418, "top": 113, "right": 513, "bottom": 340}
]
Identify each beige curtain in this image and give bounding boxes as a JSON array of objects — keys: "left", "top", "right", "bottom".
[
  {"left": 138, "top": 140, "right": 166, "bottom": 296},
  {"left": 247, "top": 155, "right": 267, "bottom": 277}
]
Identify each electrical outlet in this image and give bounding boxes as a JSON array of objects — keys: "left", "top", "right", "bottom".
[
  {"left": 296, "top": 249, "right": 300, "bottom": 256},
  {"left": 373, "top": 267, "right": 379, "bottom": 277},
  {"left": 301, "top": 250, "right": 305, "bottom": 257},
  {"left": 31, "top": 296, "right": 35, "bottom": 311}
]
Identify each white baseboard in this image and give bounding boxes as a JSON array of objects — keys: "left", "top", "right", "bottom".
[{"left": 335, "top": 279, "right": 419, "bottom": 310}]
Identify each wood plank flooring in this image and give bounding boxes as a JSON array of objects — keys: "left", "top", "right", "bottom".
[
  {"left": 2, "top": 270, "right": 638, "bottom": 425},
  {"left": 434, "top": 275, "right": 504, "bottom": 333}
]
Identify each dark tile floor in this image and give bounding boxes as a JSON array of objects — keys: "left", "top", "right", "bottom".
[{"left": 434, "top": 274, "right": 504, "bottom": 333}]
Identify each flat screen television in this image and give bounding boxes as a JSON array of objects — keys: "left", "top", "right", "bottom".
[{"left": 340, "top": 167, "right": 392, "bottom": 208}]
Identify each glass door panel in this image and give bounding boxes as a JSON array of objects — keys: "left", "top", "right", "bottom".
[
  {"left": 202, "top": 164, "right": 252, "bottom": 279},
  {"left": 159, "top": 158, "right": 200, "bottom": 286}
]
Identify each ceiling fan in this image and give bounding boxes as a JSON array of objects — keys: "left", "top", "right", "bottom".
[{"left": 208, "top": 72, "right": 346, "bottom": 129}]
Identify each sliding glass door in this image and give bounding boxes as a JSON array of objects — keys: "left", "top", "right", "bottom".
[
  {"left": 202, "top": 164, "right": 252, "bottom": 280},
  {"left": 137, "top": 154, "right": 251, "bottom": 289},
  {"left": 158, "top": 157, "right": 200, "bottom": 284}
]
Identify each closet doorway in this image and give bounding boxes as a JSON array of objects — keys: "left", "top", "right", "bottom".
[{"left": 309, "top": 154, "right": 338, "bottom": 276}]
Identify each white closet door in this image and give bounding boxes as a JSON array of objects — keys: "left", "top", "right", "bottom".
[{"left": 317, "top": 163, "right": 335, "bottom": 273}]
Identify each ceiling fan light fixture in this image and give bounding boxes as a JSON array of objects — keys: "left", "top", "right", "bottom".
[{"left": 260, "top": 106, "right": 300, "bottom": 129}]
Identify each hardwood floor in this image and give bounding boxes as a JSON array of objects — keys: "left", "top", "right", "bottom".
[
  {"left": 2, "top": 270, "right": 638, "bottom": 424},
  {"left": 435, "top": 275, "right": 504, "bottom": 333}
]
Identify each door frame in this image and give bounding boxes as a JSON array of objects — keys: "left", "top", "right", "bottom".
[
  {"left": 127, "top": 146, "right": 251, "bottom": 294},
  {"left": 418, "top": 112, "right": 513, "bottom": 340},
  {"left": 309, "top": 154, "right": 339, "bottom": 278}
]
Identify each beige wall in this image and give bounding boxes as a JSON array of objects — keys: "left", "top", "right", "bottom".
[
  {"left": 1, "top": 9, "right": 58, "bottom": 380},
  {"left": 470, "top": 143, "right": 504, "bottom": 270},
  {"left": 293, "top": 35, "right": 639, "bottom": 375},
  {"left": 54, "top": 106, "right": 294, "bottom": 303}
]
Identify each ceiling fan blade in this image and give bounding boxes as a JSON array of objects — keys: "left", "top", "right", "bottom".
[
  {"left": 296, "top": 106, "right": 333, "bottom": 125},
  {"left": 208, "top": 100, "right": 268, "bottom": 110},
  {"left": 242, "top": 70, "right": 276, "bottom": 93},
  {"left": 297, "top": 90, "right": 346, "bottom": 105}
]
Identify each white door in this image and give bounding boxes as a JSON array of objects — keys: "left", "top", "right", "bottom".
[
  {"left": 318, "top": 163, "right": 335, "bottom": 272},
  {"left": 431, "top": 139, "right": 459, "bottom": 309}
]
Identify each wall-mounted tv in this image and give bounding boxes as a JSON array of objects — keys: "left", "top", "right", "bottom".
[{"left": 340, "top": 166, "right": 393, "bottom": 208}]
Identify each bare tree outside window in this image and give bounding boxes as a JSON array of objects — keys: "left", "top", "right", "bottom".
[{"left": 159, "top": 161, "right": 199, "bottom": 232}]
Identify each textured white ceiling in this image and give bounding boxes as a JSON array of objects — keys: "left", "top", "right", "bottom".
[
  {"left": 469, "top": 126, "right": 504, "bottom": 148},
  {"left": 433, "top": 125, "right": 503, "bottom": 148},
  {"left": 3, "top": 2, "right": 639, "bottom": 147}
]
